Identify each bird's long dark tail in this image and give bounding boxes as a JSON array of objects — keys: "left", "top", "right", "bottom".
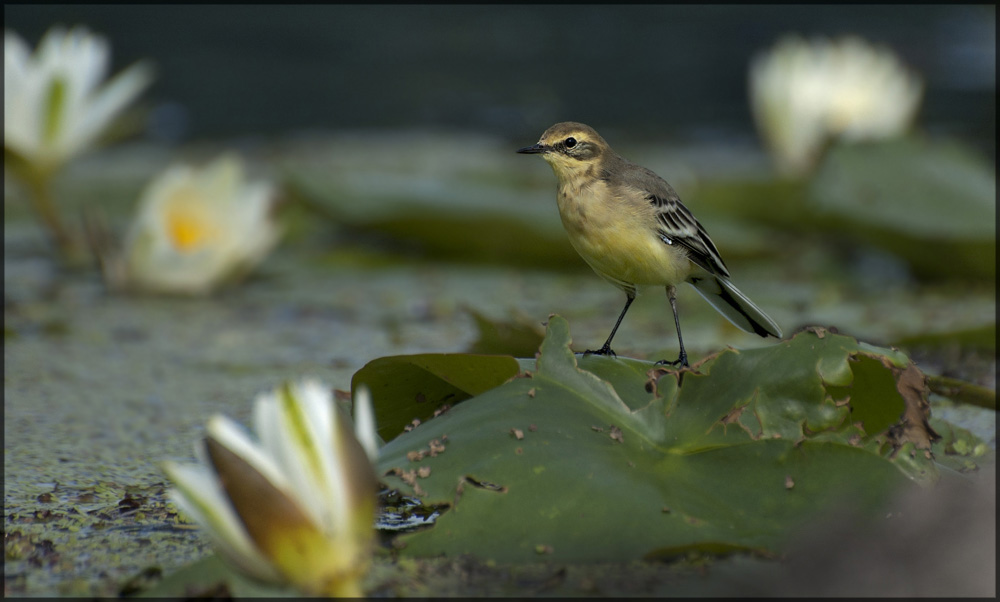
[{"left": 689, "top": 275, "right": 782, "bottom": 338}]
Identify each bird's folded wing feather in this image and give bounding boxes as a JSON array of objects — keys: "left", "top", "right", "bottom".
[
  {"left": 652, "top": 195, "right": 729, "bottom": 278},
  {"left": 620, "top": 164, "right": 730, "bottom": 278}
]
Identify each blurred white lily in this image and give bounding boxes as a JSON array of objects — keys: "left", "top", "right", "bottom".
[
  {"left": 4, "top": 25, "right": 152, "bottom": 174},
  {"left": 164, "top": 380, "right": 380, "bottom": 597},
  {"left": 749, "top": 35, "right": 923, "bottom": 177},
  {"left": 4, "top": 25, "right": 152, "bottom": 260},
  {"left": 119, "top": 154, "right": 280, "bottom": 295}
]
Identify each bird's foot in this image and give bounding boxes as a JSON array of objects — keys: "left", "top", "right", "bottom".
[
  {"left": 654, "top": 352, "right": 688, "bottom": 368},
  {"left": 655, "top": 352, "right": 689, "bottom": 386},
  {"left": 583, "top": 344, "right": 617, "bottom": 358}
]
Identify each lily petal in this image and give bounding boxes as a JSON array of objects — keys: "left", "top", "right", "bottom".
[
  {"left": 253, "top": 380, "right": 336, "bottom": 531},
  {"left": 205, "top": 414, "right": 291, "bottom": 493},
  {"left": 163, "top": 460, "right": 281, "bottom": 583},
  {"left": 352, "top": 385, "right": 380, "bottom": 463}
]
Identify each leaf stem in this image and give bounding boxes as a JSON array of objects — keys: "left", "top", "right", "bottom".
[
  {"left": 23, "top": 168, "right": 86, "bottom": 264},
  {"left": 927, "top": 375, "right": 996, "bottom": 410}
]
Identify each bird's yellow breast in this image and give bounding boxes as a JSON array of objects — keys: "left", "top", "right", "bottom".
[{"left": 555, "top": 179, "right": 693, "bottom": 291}]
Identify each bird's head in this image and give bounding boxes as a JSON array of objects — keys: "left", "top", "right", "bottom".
[{"left": 517, "top": 122, "right": 610, "bottom": 182}]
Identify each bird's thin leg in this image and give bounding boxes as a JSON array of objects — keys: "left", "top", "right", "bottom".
[
  {"left": 656, "top": 285, "right": 689, "bottom": 368},
  {"left": 585, "top": 294, "right": 635, "bottom": 357}
]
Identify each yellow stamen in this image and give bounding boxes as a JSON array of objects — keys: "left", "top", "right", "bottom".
[{"left": 165, "top": 192, "right": 211, "bottom": 251}]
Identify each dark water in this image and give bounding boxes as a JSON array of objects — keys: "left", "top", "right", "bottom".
[{"left": 5, "top": 5, "right": 996, "bottom": 155}]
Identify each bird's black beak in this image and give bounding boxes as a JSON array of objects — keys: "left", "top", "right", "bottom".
[{"left": 516, "top": 143, "right": 548, "bottom": 154}]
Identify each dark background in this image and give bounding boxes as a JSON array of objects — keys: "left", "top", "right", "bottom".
[{"left": 5, "top": 5, "right": 996, "bottom": 155}]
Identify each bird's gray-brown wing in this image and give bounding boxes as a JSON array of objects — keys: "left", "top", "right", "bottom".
[{"left": 619, "top": 163, "right": 730, "bottom": 278}]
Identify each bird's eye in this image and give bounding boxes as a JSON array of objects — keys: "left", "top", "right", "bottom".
[{"left": 564, "top": 137, "right": 577, "bottom": 149}]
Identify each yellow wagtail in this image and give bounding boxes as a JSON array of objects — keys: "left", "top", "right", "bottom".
[{"left": 517, "top": 122, "right": 781, "bottom": 367}]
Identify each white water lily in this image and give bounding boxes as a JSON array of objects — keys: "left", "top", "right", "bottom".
[
  {"left": 749, "top": 35, "right": 923, "bottom": 176},
  {"left": 164, "top": 380, "right": 380, "bottom": 597},
  {"left": 121, "top": 154, "right": 280, "bottom": 295},
  {"left": 4, "top": 25, "right": 153, "bottom": 173}
]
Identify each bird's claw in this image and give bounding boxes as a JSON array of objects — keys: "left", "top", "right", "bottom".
[
  {"left": 654, "top": 354, "right": 690, "bottom": 386},
  {"left": 655, "top": 352, "right": 688, "bottom": 368}
]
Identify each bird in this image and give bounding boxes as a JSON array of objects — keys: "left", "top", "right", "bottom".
[{"left": 517, "top": 122, "right": 781, "bottom": 368}]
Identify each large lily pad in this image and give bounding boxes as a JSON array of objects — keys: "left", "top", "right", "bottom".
[
  {"left": 372, "top": 317, "right": 977, "bottom": 562},
  {"left": 462, "top": 306, "right": 546, "bottom": 357},
  {"left": 282, "top": 168, "right": 584, "bottom": 269},
  {"left": 688, "top": 137, "right": 996, "bottom": 283},
  {"left": 808, "top": 137, "right": 996, "bottom": 281},
  {"left": 352, "top": 353, "right": 520, "bottom": 441}
]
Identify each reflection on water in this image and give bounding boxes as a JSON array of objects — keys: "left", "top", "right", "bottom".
[{"left": 377, "top": 487, "right": 444, "bottom": 534}]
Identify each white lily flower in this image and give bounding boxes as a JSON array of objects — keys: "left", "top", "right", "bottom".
[
  {"left": 121, "top": 154, "right": 280, "bottom": 295},
  {"left": 4, "top": 25, "right": 153, "bottom": 174},
  {"left": 163, "top": 380, "right": 380, "bottom": 597},
  {"left": 749, "top": 35, "right": 923, "bottom": 176}
]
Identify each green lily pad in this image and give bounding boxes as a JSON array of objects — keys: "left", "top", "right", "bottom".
[
  {"left": 352, "top": 353, "right": 521, "bottom": 441},
  {"left": 282, "top": 169, "right": 584, "bottom": 268},
  {"left": 808, "top": 137, "right": 996, "bottom": 281},
  {"left": 374, "top": 317, "right": 976, "bottom": 563},
  {"left": 463, "top": 306, "right": 546, "bottom": 357},
  {"left": 691, "top": 138, "right": 997, "bottom": 283}
]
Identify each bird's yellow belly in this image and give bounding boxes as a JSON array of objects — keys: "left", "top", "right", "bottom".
[{"left": 557, "top": 186, "right": 692, "bottom": 290}]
